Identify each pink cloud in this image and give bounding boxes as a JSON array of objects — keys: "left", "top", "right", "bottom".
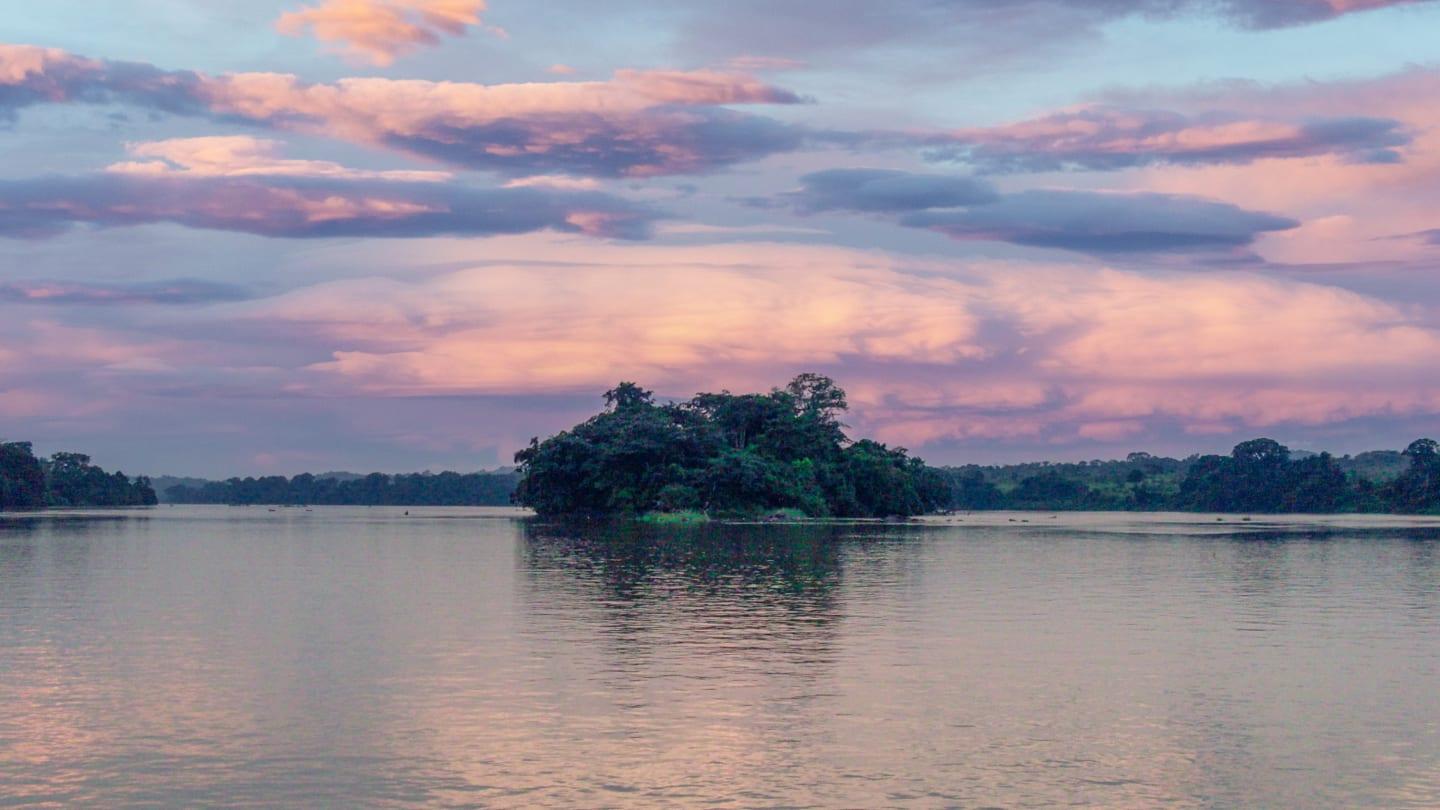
[
  {"left": 920, "top": 105, "right": 1408, "bottom": 172},
  {"left": 1220, "top": 0, "right": 1430, "bottom": 27},
  {"left": 107, "top": 136, "right": 451, "bottom": 182},
  {"left": 276, "top": 0, "right": 489, "bottom": 65},
  {"left": 1105, "top": 68, "right": 1440, "bottom": 264},
  {"left": 0, "top": 45, "right": 804, "bottom": 176},
  {"left": 3, "top": 238, "right": 1439, "bottom": 458},
  {"left": 0, "top": 140, "right": 656, "bottom": 240},
  {"left": 193, "top": 242, "right": 1440, "bottom": 447}
]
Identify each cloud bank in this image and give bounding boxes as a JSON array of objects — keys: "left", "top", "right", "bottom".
[
  {"left": 780, "top": 169, "right": 1298, "bottom": 254},
  {"left": 0, "top": 45, "right": 804, "bottom": 177},
  {"left": 925, "top": 107, "right": 1410, "bottom": 173},
  {"left": 0, "top": 137, "right": 656, "bottom": 240},
  {"left": 196, "top": 243, "right": 1440, "bottom": 447}
]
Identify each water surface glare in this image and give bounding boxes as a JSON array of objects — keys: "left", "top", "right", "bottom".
[{"left": 2, "top": 507, "right": 1440, "bottom": 808}]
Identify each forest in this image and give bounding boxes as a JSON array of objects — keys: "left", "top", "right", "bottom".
[
  {"left": 0, "top": 442, "right": 158, "bottom": 510},
  {"left": 514, "top": 376, "right": 1440, "bottom": 517},
  {"left": 941, "top": 438, "right": 1439, "bottom": 514},
  {"left": 513, "top": 374, "right": 949, "bottom": 518},
  {"left": 162, "top": 470, "right": 519, "bottom": 506},
  {"left": 9, "top": 394, "right": 1439, "bottom": 517}
]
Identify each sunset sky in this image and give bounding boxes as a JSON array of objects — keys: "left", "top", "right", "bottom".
[{"left": 3, "top": 0, "right": 1440, "bottom": 476}]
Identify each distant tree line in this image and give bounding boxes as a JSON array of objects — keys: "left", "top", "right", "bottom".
[
  {"left": 9, "top": 418, "right": 1440, "bottom": 517},
  {"left": 941, "top": 438, "right": 1440, "bottom": 514},
  {"left": 514, "top": 375, "right": 949, "bottom": 518},
  {"left": 163, "top": 470, "right": 519, "bottom": 506},
  {"left": 0, "top": 442, "right": 158, "bottom": 510}
]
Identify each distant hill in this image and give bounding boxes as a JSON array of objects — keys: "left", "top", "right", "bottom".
[
  {"left": 151, "top": 476, "right": 213, "bottom": 501},
  {"left": 1337, "top": 450, "right": 1409, "bottom": 482}
]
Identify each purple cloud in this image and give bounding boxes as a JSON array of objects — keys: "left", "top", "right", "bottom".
[
  {"left": 0, "top": 45, "right": 805, "bottom": 178},
  {"left": 899, "top": 189, "right": 1299, "bottom": 253},
  {"left": 773, "top": 168, "right": 1298, "bottom": 254},
  {"left": 659, "top": 0, "right": 1432, "bottom": 66},
  {"left": 922, "top": 107, "right": 1411, "bottom": 173},
  {"left": 0, "top": 173, "right": 658, "bottom": 240},
  {"left": 785, "top": 168, "right": 999, "bottom": 212},
  {"left": 0, "top": 279, "right": 251, "bottom": 305}
]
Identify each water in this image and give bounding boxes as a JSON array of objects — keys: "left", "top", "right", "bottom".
[{"left": 2, "top": 507, "right": 1440, "bottom": 808}]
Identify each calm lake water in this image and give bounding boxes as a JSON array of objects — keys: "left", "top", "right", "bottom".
[{"left": 3, "top": 507, "right": 1440, "bottom": 808}]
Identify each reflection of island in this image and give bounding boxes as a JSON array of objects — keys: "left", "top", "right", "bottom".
[
  {"left": 514, "top": 519, "right": 935, "bottom": 696},
  {"left": 513, "top": 520, "right": 918, "bottom": 791},
  {"left": 521, "top": 520, "right": 850, "bottom": 600}
]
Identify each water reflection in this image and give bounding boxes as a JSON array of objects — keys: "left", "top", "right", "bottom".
[
  {"left": 521, "top": 519, "right": 848, "bottom": 602},
  {"left": 2, "top": 509, "right": 1440, "bottom": 807}
]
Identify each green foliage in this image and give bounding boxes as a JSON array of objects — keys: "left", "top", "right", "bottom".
[
  {"left": 164, "top": 469, "right": 519, "bottom": 506},
  {"left": 0, "top": 444, "right": 155, "bottom": 510},
  {"left": 637, "top": 510, "right": 710, "bottom": 525},
  {"left": 936, "top": 437, "right": 1440, "bottom": 514},
  {"left": 514, "top": 375, "right": 948, "bottom": 518},
  {"left": 42, "top": 452, "right": 158, "bottom": 507},
  {"left": 0, "top": 442, "right": 47, "bottom": 510},
  {"left": 1382, "top": 439, "right": 1440, "bottom": 514},
  {"left": 1173, "top": 440, "right": 1352, "bottom": 513}
]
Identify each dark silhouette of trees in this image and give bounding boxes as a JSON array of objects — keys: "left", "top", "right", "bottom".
[
  {"left": 0, "top": 444, "right": 155, "bottom": 510},
  {"left": 1174, "top": 439, "right": 1351, "bottom": 513},
  {"left": 944, "top": 469, "right": 1005, "bottom": 510},
  {"left": 42, "top": 452, "right": 158, "bottom": 507},
  {"left": 1382, "top": 439, "right": 1440, "bottom": 514},
  {"left": 0, "top": 442, "right": 47, "bottom": 510},
  {"left": 931, "top": 438, "right": 1437, "bottom": 514},
  {"left": 163, "top": 470, "right": 519, "bottom": 506},
  {"left": 513, "top": 375, "right": 948, "bottom": 518}
]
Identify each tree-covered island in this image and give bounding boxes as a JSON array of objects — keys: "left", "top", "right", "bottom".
[
  {"left": 513, "top": 374, "right": 949, "bottom": 519},
  {"left": 511, "top": 375, "right": 1440, "bottom": 519}
]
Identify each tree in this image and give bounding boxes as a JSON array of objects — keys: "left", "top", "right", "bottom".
[
  {"left": 1382, "top": 438, "right": 1440, "bottom": 513},
  {"left": 513, "top": 375, "right": 944, "bottom": 518},
  {"left": 43, "top": 451, "right": 157, "bottom": 507},
  {"left": 0, "top": 442, "right": 46, "bottom": 510},
  {"left": 604, "top": 382, "right": 654, "bottom": 412},
  {"left": 1175, "top": 439, "right": 1352, "bottom": 513}
]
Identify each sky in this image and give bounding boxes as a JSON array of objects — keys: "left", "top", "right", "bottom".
[{"left": 2, "top": 0, "right": 1440, "bottom": 477}]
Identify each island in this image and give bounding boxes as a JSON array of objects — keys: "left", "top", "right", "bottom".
[
  {"left": 512, "top": 375, "right": 1440, "bottom": 519},
  {"left": 513, "top": 374, "right": 949, "bottom": 519},
  {"left": 9, "top": 378, "right": 1436, "bottom": 518}
]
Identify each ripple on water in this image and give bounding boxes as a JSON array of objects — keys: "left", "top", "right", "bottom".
[{"left": 1, "top": 507, "right": 1438, "bottom": 807}]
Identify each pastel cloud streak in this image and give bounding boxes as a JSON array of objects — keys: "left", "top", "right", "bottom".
[
  {"left": 107, "top": 135, "right": 453, "bottom": 182},
  {"left": 1094, "top": 68, "right": 1440, "bottom": 265},
  {"left": 0, "top": 137, "right": 656, "bottom": 240},
  {"left": 664, "top": 0, "right": 1434, "bottom": 66},
  {"left": 780, "top": 169, "right": 1298, "bottom": 255},
  {"left": 925, "top": 107, "right": 1410, "bottom": 173},
  {"left": 277, "top": 0, "right": 489, "bottom": 65},
  {"left": 0, "top": 45, "right": 804, "bottom": 177},
  {"left": 0, "top": 279, "right": 248, "bottom": 306}
]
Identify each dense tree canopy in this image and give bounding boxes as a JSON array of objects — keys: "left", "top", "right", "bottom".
[
  {"left": 938, "top": 437, "right": 1440, "bottom": 514},
  {"left": 9, "top": 429, "right": 1439, "bottom": 516},
  {"left": 513, "top": 375, "right": 948, "bottom": 518},
  {"left": 0, "top": 444, "right": 156, "bottom": 510},
  {"left": 164, "top": 470, "right": 519, "bottom": 506},
  {"left": 0, "top": 442, "right": 47, "bottom": 510}
]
